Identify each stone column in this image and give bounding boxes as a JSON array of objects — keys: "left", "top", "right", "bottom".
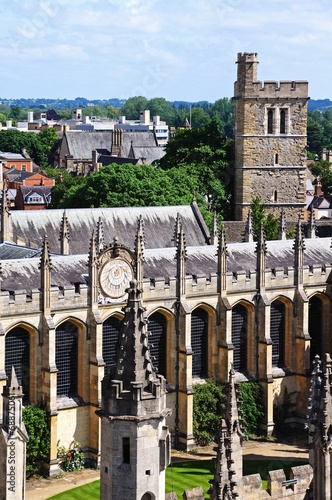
[{"left": 0, "top": 367, "right": 28, "bottom": 500}]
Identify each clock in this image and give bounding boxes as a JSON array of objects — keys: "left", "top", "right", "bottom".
[{"left": 99, "top": 259, "right": 133, "bottom": 300}]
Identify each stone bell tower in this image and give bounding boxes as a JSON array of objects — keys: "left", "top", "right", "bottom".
[
  {"left": 98, "top": 280, "right": 171, "bottom": 500},
  {"left": 234, "top": 52, "right": 308, "bottom": 221}
]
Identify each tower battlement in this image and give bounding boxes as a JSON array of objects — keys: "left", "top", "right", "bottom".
[{"left": 235, "top": 52, "right": 308, "bottom": 99}]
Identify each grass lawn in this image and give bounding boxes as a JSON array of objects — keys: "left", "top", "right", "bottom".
[
  {"left": 47, "top": 480, "right": 100, "bottom": 500},
  {"left": 47, "top": 458, "right": 307, "bottom": 500}
]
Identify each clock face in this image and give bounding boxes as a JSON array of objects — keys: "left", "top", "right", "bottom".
[{"left": 99, "top": 259, "right": 133, "bottom": 300}]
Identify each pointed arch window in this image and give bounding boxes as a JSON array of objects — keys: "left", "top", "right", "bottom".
[
  {"left": 275, "top": 153, "right": 279, "bottom": 165},
  {"left": 191, "top": 308, "right": 208, "bottom": 377},
  {"left": 148, "top": 312, "right": 167, "bottom": 377},
  {"left": 270, "top": 300, "right": 285, "bottom": 368},
  {"left": 231, "top": 304, "right": 247, "bottom": 372},
  {"left": 56, "top": 321, "right": 78, "bottom": 398},
  {"left": 5, "top": 327, "right": 30, "bottom": 403},
  {"left": 309, "top": 295, "right": 323, "bottom": 362},
  {"left": 103, "top": 316, "right": 121, "bottom": 377},
  {"left": 274, "top": 190, "right": 278, "bottom": 202}
]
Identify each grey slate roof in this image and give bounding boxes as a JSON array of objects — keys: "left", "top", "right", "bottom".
[
  {"left": 64, "top": 130, "right": 158, "bottom": 160},
  {"left": 0, "top": 242, "right": 40, "bottom": 260},
  {"left": 8, "top": 204, "right": 211, "bottom": 254},
  {"left": 65, "top": 132, "right": 112, "bottom": 158},
  {"left": 2, "top": 237, "right": 332, "bottom": 292},
  {"left": 131, "top": 146, "right": 165, "bottom": 164},
  {"left": 144, "top": 237, "right": 332, "bottom": 279},
  {"left": 1, "top": 254, "right": 87, "bottom": 291}
]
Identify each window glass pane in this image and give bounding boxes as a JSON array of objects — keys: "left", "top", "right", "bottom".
[
  {"left": 191, "top": 309, "right": 208, "bottom": 377},
  {"left": 56, "top": 321, "right": 78, "bottom": 397},
  {"left": 5, "top": 327, "right": 30, "bottom": 402}
]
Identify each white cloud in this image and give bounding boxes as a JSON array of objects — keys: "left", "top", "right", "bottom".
[{"left": 0, "top": 0, "right": 331, "bottom": 100}]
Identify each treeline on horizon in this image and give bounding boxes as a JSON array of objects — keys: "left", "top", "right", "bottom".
[{"left": 1, "top": 96, "right": 332, "bottom": 154}]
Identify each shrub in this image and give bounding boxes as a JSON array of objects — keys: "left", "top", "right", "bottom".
[
  {"left": 193, "top": 380, "right": 226, "bottom": 445},
  {"left": 22, "top": 404, "right": 50, "bottom": 477},
  {"left": 238, "top": 381, "right": 264, "bottom": 436}
]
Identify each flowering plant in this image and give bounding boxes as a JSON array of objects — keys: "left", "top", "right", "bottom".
[{"left": 59, "top": 440, "right": 85, "bottom": 471}]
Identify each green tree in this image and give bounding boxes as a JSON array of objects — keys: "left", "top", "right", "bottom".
[
  {"left": 146, "top": 97, "right": 176, "bottom": 125},
  {"left": 9, "top": 105, "right": 22, "bottom": 121},
  {"left": 58, "top": 163, "right": 195, "bottom": 209},
  {"left": 193, "top": 380, "right": 226, "bottom": 445},
  {"left": 107, "top": 105, "right": 119, "bottom": 119},
  {"left": 157, "top": 120, "right": 232, "bottom": 217},
  {"left": 0, "top": 113, "right": 6, "bottom": 125},
  {"left": 309, "top": 159, "right": 332, "bottom": 194},
  {"left": 250, "top": 196, "right": 279, "bottom": 241},
  {"left": 22, "top": 405, "right": 50, "bottom": 477},
  {"left": 120, "top": 96, "right": 148, "bottom": 120},
  {"left": 238, "top": 382, "right": 264, "bottom": 436}
]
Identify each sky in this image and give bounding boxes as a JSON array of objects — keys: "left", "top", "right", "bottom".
[{"left": 0, "top": 0, "right": 331, "bottom": 102}]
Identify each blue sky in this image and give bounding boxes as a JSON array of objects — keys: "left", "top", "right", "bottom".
[{"left": 0, "top": 0, "right": 331, "bottom": 101}]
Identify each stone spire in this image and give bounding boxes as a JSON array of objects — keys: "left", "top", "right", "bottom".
[
  {"left": 210, "top": 212, "right": 218, "bottom": 245},
  {"left": 255, "top": 224, "right": 267, "bottom": 293},
  {"left": 0, "top": 184, "right": 10, "bottom": 243},
  {"left": 176, "top": 224, "right": 187, "bottom": 298},
  {"left": 308, "top": 208, "right": 317, "bottom": 239},
  {"left": 217, "top": 228, "right": 228, "bottom": 296},
  {"left": 293, "top": 216, "right": 305, "bottom": 288},
  {"left": 278, "top": 209, "right": 287, "bottom": 240},
  {"left": 308, "top": 354, "right": 332, "bottom": 499},
  {"left": 59, "top": 210, "right": 70, "bottom": 255},
  {"left": 173, "top": 212, "right": 182, "bottom": 246},
  {"left": 134, "top": 215, "right": 145, "bottom": 290},
  {"left": 0, "top": 366, "right": 28, "bottom": 500},
  {"left": 96, "top": 216, "right": 105, "bottom": 253},
  {"left": 99, "top": 280, "right": 171, "bottom": 500},
  {"left": 114, "top": 280, "right": 155, "bottom": 390},
  {"left": 244, "top": 210, "right": 254, "bottom": 242},
  {"left": 88, "top": 230, "right": 99, "bottom": 306},
  {"left": 210, "top": 367, "right": 245, "bottom": 500},
  {"left": 39, "top": 234, "right": 52, "bottom": 314}
]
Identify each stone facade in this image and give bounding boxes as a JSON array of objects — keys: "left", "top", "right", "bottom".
[{"left": 234, "top": 52, "right": 308, "bottom": 221}]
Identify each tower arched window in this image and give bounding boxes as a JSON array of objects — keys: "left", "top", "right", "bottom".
[
  {"left": 268, "top": 109, "right": 274, "bottom": 134},
  {"left": 56, "top": 321, "right": 78, "bottom": 398},
  {"left": 274, "top": 190, "right": 278, "bottom": 202},
  {"left": 231, "top": 304, "right": 247, "bottom": 372},
  {"left": 102, "top": 316, "right": 121, "bottom": 377},
  {"left": 148, "top": 312, "right": 167, "bottom": 377},
  {"left": 270, "top": 300, "right": 285, "bottom": 368},
  {"left": 280, "top": 109, "right": 286, "bottom": 134},
  {"left": 275, "top": 153, "right": 279, "bottom": 165},
  {"left": 309, "top": 295, "right": 323, "bottom": 362},
  {"left": 5, "top": 327, "right": 30, "bottom": 402},
  {"left": 191, "top": 308, "right": 208, "bottom": 377}
]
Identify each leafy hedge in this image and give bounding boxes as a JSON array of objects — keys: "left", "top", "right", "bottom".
[
  {"left": 22, "top": 404, "right": 50, "bottom": 477},
  {"left": 193, "top": 380, "right": 264, "bottom": 444}
]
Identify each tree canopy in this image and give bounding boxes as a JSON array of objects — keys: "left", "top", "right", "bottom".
[
  {"left": 0, "top": 128, "right": 59, "bottom": 168},
  {"left": 156, "top": 120, "right": 232, "bottom": 217}
]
